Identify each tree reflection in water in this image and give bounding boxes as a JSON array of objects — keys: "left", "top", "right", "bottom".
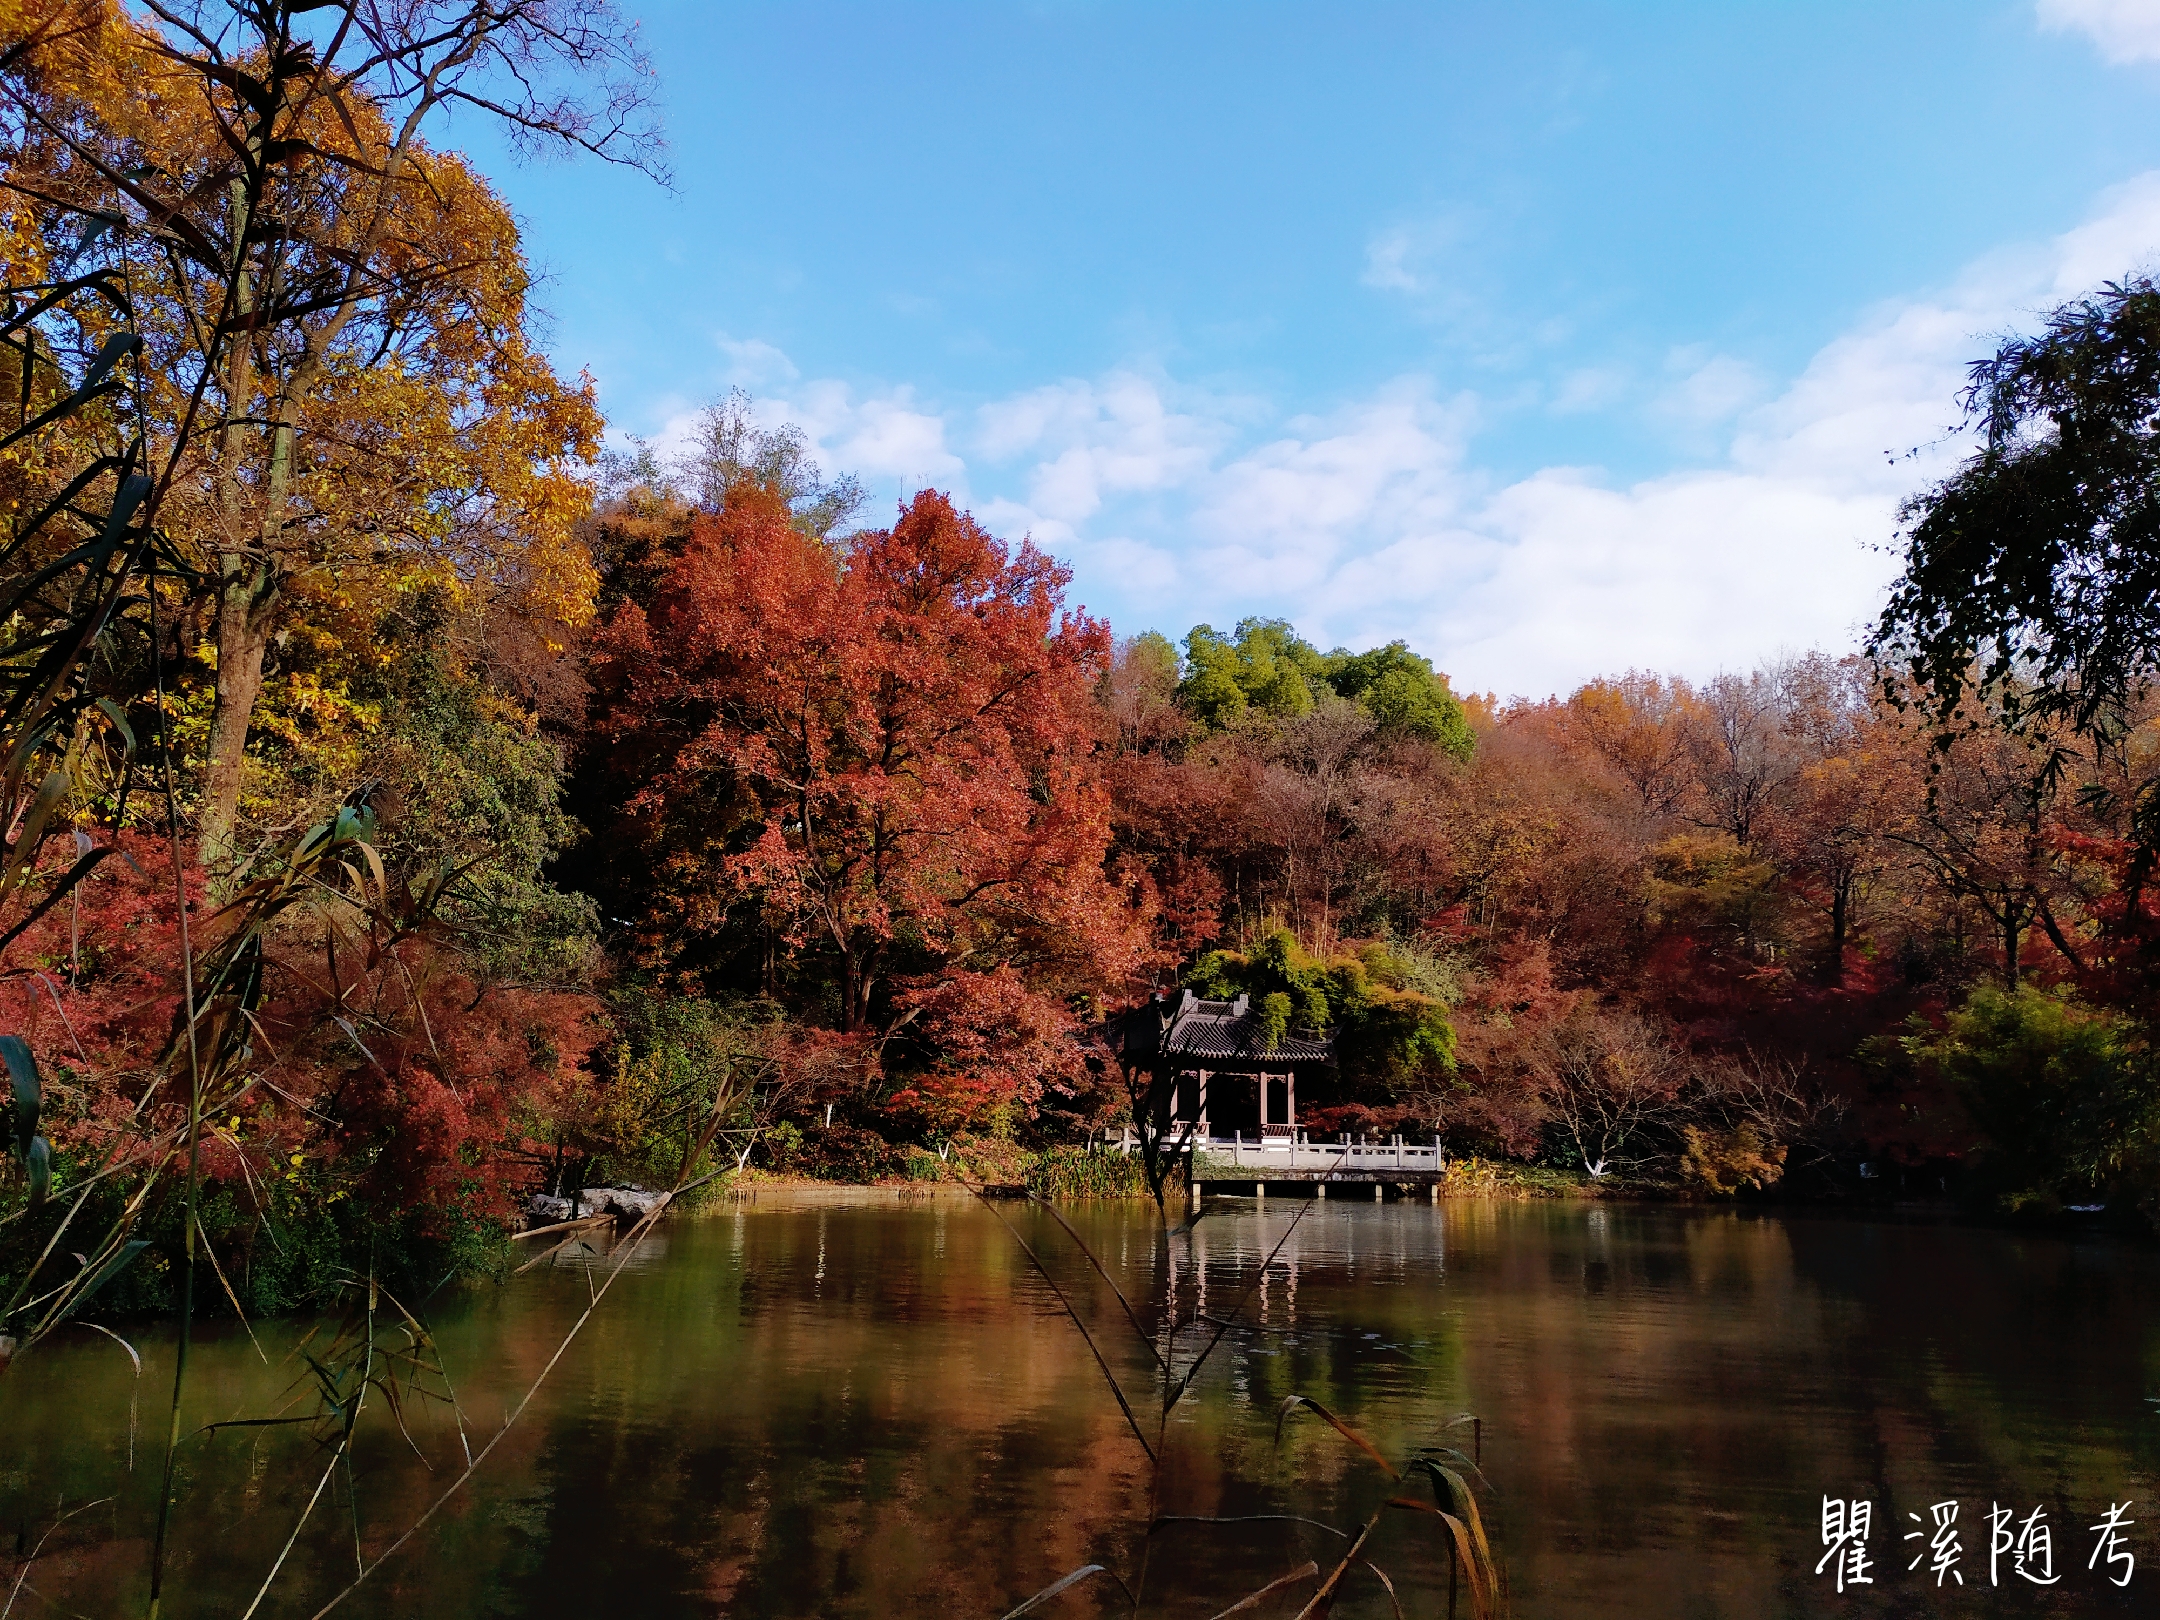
[{"left": 1, "top": 1193, "right": 2155, "bottom": 1617}]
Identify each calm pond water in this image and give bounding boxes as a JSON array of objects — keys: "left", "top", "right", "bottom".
[{"left": 3, "top": 1191, "right": 2156, "bottom": 1618}]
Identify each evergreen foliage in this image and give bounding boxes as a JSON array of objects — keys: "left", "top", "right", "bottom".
[{"left": 1178, "top": 618, "right": 1475, "bottom": 757}]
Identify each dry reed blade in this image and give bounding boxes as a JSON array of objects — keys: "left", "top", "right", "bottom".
[
  {"left": 513, "top": 1229, "right": 596, "bottom": 1275},
  {"left": 966, "top": 1185, "right": 1155, "bottom": 1462},
  {"left": 507, "top": 1214, "right": 613, "bottom": 1243},
  {"left": 1164, "top": 1145, "right": 1350, "bottom": 1410},
  {"left": 1274, "top": 1394, "right": 1397, "bottom": 1479},
  {"left": 1289, "top": 1499, "right": 1387, "bottom": 1620},
  {"left": 1, "top": 1497, "right": 111, "bottom": 1620},
  {"left": 240, "top": 1442, "right": 345, "bottom": 1620},
  {"left": 74, "top": 1319, "right": 140, "bottom": 1468},
  {"left": 995, "top": 1561, "right": 1135, "bottom": 1620},
  {"left": 1447, "top": 1412, "right": 1483, "bottom": 1466},
  {"left": 300, "top": 1170, "right": 734, "bottom": 1619},
  {"left": 1026, "top": 1195, "right": 1162, "bottom": 1369},
  {"left": 73, "top": 1319, "right": 138, "bottom": 1375},
  {"left": 1201, "top": 1559, "right": 1319, "bottom": 1620},
  {"left": 1384, "top": 1498, "right": 1494, "bottom": 1620},
  {"left": 1412, "top": 1444, "right": 1493, "bottom": 1494},
  {"left": 1355, "top": 1557, "right": 1404, "bottom": 1620},
  {"left": 1408, "top": 1457, "right": 1498, "bottom": 1587},
  {"left": 195, "top": 1219, "right": 267, "bottom": 1364},
  {"left": 374, "top": 1279, "right": 475, "bottom": 1466},
  {"left": 1151, "top": 1513, "right": 1348, "bottom": 1541}
]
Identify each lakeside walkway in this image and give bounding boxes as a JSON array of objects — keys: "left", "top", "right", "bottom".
[{"left": 1111, "top": 1128, "right": 1448, "bottom": 1193}]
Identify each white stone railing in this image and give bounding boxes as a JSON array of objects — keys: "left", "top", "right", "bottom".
[{"left": 1111, "top": 1128, "right": 1444, "bottom": 1173}]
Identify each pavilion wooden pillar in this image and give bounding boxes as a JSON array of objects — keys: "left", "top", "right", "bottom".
[
  {"left": 1198, "top": 1070, "right": 1210, "bottom": 1137},
  {"left": 1286, "top": 1071, "right": 1296, "bottom": 1133},
  {"left": 1257, "top": 1071, "right": 1268, "bottom": 1132}
]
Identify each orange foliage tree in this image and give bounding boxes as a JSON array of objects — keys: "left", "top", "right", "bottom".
[
  {"left": 585, "top": 486, "right": 1153, "bottom": 1126},
  {"left": 0, "top": 0, "right": 647, "bottom": 865}
]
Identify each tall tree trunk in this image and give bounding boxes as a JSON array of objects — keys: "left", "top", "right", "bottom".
[
  {"left": 840, "top": 938, "right": 880, "bottom": 1033},
  {"left": 200, "top": 406, "right": 293, "bottom": 870},
  {"left": 199, "top": 579, "right": 269, "bottom": 869},
  {"left": 1825, "top": 872, "right": 1849, "bottom": 985},
  {"left": 201, "top": 181, "right": 265, "bottom": 872}
]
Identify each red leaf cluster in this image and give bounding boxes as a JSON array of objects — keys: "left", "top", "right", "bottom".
[
  {"left": 0, "top": 833, "right": 600, "bottom": 1230},
  {"left": 586, "top": 486, "right": 1155, "bottom": 1116}
]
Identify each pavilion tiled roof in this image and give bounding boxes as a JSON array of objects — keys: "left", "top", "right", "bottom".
[{"left": 1108, "top": 990, "right": 1334, "bottom": 1069}]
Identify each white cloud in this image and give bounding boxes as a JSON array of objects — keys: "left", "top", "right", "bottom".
[
  {"left": 1359, "top": 212, "right": 1487, "bottom": 321},
  {"left": 1384, "top": 177, "right": 2160, "bottom": 695},
  {"left": 716, "top": 335, "right": 799, "bottom": 388},
  {"left": 2039, "top": 0, "right": 2160, "bottom": 63},
  {"left": 812, "top": 387, "right": 963, "bottom": 488},
  {"left": 1656, "top": 348, "right": 1768, "bottom": 430},
  {"left": 1192, "top": 386, "right": 1470, "bottom": 571},
  {"left": 1550, "top": 366, "right": 1628, "bottom": 415},
  {"left": 1361, "top": 226, "right": 1424, "bottom": 293},
  {"left": 1134, "top": 177, "right": 2160, "bottom": 694},
  {"left": 638, "top": 364, "right": 965, "bottom": 502},
  {"left": 974, "top": 371, "right": 1224, "bottom": 525},
  {"left": 639, "top": 175, "right": 2160, "bottom": 697}
]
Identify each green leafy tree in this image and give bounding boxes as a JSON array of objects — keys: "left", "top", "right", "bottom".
[
  {"left": 1174, "top": 619, "right": 1474, "bottom": 758},
  {"left": 1188, "top": 928, "right": 1454, "bottom": 1085},
  {"left": 1178, "top": 618, "right": 1326, "bottom": 725},
  {"left": 1875, "top": 277, "right": 2160, "bottom": 750},
  {"left": 1907, "top": 986, "right": 2160, "bottom": 1212},
  {"left": 1325, "top": 639, "right": 1476, "bottom": 758}
]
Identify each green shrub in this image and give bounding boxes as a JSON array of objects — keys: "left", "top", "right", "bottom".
[
  {"left": 1026, "top": 1146, "right": 1148, "bottom": 1198},
  {"left": 797, "top": 1123, "right": 908, "bottom": 1182},
  {"left": 0, "top": 1157, "right": 512, "bottom": 1327},
  {"left": 1907, "top": 986, "right": 2160, "bottom": 1214}
]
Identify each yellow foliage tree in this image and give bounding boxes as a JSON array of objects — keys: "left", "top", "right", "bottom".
[{"left": 0, "top": 0, "right": 656, "bottom": 862}]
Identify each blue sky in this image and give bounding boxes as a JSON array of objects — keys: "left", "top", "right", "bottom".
[{"left": 452, "top": 1, "right": 2160, "bottom": 698}]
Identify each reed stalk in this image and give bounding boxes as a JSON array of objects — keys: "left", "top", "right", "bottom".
[{"left": 980, "top": 1139, "right": 1506, "bottom": 1619}]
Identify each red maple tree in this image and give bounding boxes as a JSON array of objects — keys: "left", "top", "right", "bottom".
[{"left": 587, "top": 486, "right": 1154, "bottom": 1116}]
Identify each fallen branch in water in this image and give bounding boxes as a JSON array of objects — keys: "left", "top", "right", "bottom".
[{"left": 506, "top": 1214, "right": 615, "bottom": 1243}]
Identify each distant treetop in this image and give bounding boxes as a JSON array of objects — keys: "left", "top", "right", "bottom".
[
  {"left": 1173, "top": 618, "right": 1474, "bottom": 758},
  {"left": 600, "top": 388, "right": 866, "bottom": 539}
]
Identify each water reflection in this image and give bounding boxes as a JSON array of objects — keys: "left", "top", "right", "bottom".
[{"left": 0, "top": 1193, "right": 2154, "bottom": 1617}]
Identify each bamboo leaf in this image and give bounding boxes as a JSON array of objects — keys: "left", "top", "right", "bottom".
[
  {"left": 25, "top": 1134, "right": 49, "bottom": 1206},
  {"left": 61, "top": 214, "right": 112, "bottom": 270},
  {"left": 1274, "top": 1394, "right": 1398, "bottom": 1478},
  {"left": 996, "top": 1562, "right": 1133, "bottom": 1620},
  {"left": 94, "top": 697, "right": 135, "bottom": 753},
  {"left": 50, "top": 1238, "right": 148, "bottom": 1323},
  {"left": 1202, "top": 1560, "right": 1320, "bottom": 1620},
  {"left": 82, "top": 330, "right": 140, "bottom": 390},
  {"left": 0, "top": 1034, "right": 39, "bottom": 1155},
  {"left": 89, "top": 471, "right": 153, "bottom": 549},
  {"left": 1, "top": 768, "right": 71, "bottom": 900}
]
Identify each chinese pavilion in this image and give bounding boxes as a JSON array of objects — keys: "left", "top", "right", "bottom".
[{"left": 1105, "top": 989, "right": 1335, "bottom": 1138}]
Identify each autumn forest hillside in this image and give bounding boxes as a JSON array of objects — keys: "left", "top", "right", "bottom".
[{"left": 4, "top": 0, "right": 2160, "bottom": 1331}]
